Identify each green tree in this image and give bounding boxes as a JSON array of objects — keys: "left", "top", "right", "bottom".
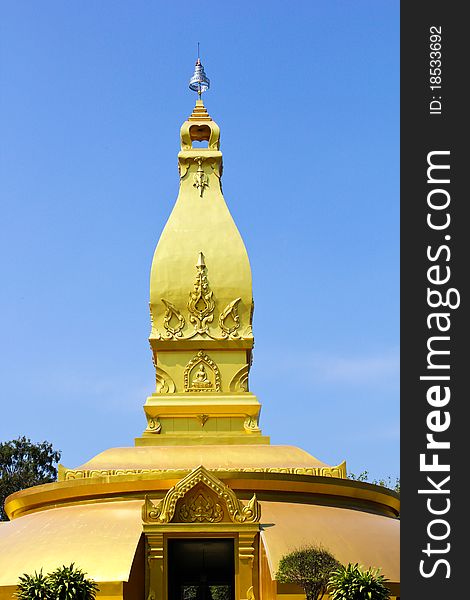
[
  {"left": 276, "top": 545, "right": 340, "bottom": 600},
  {"left": 0, "top": 436, "right": 61, "bottom": 520},
  {"left": 348, "top": 470, "right": 400, "bottom": 494},
  {"left": 48, "top": 564, "right": 99, "bottom": 600},
  {"left": 328, "top": 563, "right": 391, "bottom": 600}
]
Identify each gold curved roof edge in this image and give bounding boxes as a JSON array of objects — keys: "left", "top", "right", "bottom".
[{"left": 5, "top": 467, "right": 399, "bottom": 521}]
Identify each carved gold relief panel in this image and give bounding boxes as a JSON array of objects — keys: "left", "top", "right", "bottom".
[
  {"left": 184, "top": 350, "right": 221, "bottom": 392},
  {"left": 154, "top": 350, "right": 248, "bottom": 396},
  {"left": 153, "top": 252, "right": 250, "bottom": 341},
  {"left": 175, "top": 483, "right": 226, "bottom": 523}
]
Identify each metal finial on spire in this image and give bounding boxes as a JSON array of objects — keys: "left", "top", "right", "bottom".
[{"left": 189, "top": 45, "right": 210, "bottom": 98}]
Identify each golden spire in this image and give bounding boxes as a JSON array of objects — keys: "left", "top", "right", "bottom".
[{"left": 135, "top": 61, "right": 267, "bottom": 447}]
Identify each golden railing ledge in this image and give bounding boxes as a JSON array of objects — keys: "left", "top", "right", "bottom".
[{"left": 149, "top": 338, "right": 254, "bottom": 350}]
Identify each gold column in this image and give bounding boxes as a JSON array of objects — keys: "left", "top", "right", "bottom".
[
  {"left": 146, "top": 532, "right": 165, "bottom": 600},
  {"left": 238, "top": 530, "right": 259, "bottom": 600}
]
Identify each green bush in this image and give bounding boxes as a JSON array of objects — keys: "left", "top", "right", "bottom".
[
  {"left": 328, "top": 563, "right": 391, "bottom": 600},
  {"left": 276, "top": 545, "right": 340, "bottom": 600},
  {"left": 15, "top": 564, "right": 98, "bottom": 600},
  {"left": 48, "top": 564, "right": 98, "bottom": 600},
  {"left": 15, "top": 570, "right": 51, "bottom": 600}
]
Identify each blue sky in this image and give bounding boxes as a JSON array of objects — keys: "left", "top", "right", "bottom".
[{"left": 0, "top": 1, "right": 399, "bottom": 481}]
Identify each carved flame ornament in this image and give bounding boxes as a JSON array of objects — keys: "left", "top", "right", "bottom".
[
  {"left": 188, "top": 252, "right": 215, "bottom": 334},
  {"left": 229, "top": 365, "right": 249, "bottom": 392},
  {"left": 155, "top": 367, "right": 175, "bottom": 394},
  {"left": 193, "top": 157, "right": 209, "bottom": 197},
  {"left": 145, "top": 416, "right": 162, "bottom": 434},
  {"left": 219, "top": 297, "right": 241, "bottom": 338},
  {"left": 161, "top": 299, "right": 185, "bottom": 338},
  {"left": 197, "top": 414, "right": 209, "bottom": 427},
  {"left": 243, "top": 415, "right": 261, "bottom": 433},
  {"left": 142, "top": 465, "right": 261, "bottom": 524}
]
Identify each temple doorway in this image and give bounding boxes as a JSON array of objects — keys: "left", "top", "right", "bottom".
[{"left": 168, "top": 539, "right": 235, "bottom": 600}]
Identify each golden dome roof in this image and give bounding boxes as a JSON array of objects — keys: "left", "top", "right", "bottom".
[{"left": 68, "top": 444, "right": 333, "bottom": 473}]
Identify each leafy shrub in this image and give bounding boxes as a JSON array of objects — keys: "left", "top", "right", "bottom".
[
  {"left": 328, "top": 563, "right": 391, "bottom": 600},
  {"left": 48, "top": 564, "right": 98, "bottom": 600},
  {"left": 15, "top": 564, "right": 98, "bottom": 600},
  {"left": 15, "top": 570, "right": 51, "bottom": 600},
  {"left": 276, "top": 545, "right": 340, "bottom": 600}
]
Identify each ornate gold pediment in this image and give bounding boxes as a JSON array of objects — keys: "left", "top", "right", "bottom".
[{"left": 142, "top": 465, "right": 261, "bottom": 524}]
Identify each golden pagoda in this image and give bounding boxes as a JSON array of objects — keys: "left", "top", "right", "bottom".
[{"left": 0, "top": 59, "right": 400, "bottom": 600}]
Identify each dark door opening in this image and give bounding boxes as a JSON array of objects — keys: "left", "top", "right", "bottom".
[{"left": 168, "top": 539, "right": 235, "bottom": 600}]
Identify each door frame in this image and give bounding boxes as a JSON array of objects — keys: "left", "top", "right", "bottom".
[{"left": 144, "top": 525, "right": 259, "bottom": 600}]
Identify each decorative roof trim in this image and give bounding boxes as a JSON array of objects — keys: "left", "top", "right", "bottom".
[{"left": 58, "top": 461, "right": 347, "bottom": 481}]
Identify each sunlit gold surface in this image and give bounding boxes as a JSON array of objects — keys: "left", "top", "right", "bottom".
[
  {"left": 0, "top": 501, "right": 142, "bottom": 587},
  {"left": 260, "top": 501, "right": 400, "bottom": 583},
  {"left": 0, "top": 497, "right": 399, "bottom": 589},
  {"left": 68, "top": 445, "right": 332, "bottom": 472}
]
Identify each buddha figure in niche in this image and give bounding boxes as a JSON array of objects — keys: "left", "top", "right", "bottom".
[{"left": 192, "top": 364, "right": 212, "bottom": 389}]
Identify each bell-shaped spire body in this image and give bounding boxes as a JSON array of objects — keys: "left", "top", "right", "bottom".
[
  {"left": 149, "top": 100, "right": 253, "bottom": 343},
  {"left": 137, "top": 99, "right": 267, "bottom": 446}
]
